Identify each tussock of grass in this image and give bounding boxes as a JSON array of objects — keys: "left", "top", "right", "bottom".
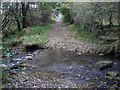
[
  {"left": 4, "top": 24, "right": 51, "bottom": 46},
  {"left": 67, "top": 24, "right": 102, "bottom": 43}
]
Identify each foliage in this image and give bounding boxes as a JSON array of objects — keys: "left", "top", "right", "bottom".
[
  {"left": 39, "top": 2, "right": 57, "bottom": 13},
  {"left": 67, "top": 24, "right": 102, "bottom": 43},
  {"left": 61, "top": 2, "right": 118, "bottom": 35},
  {"left": 2, "top": 2, "right": 23, "bottom": 31},
  {"left": 0, "top": 42, "right": 14, "bottom": 84},
  {"left": 60, "top": 3, "right": 74, "bottom": 23},
  {"left": 3, "top": 24, "right": 51, "bottom": 47},
  {"left": 51, "top": 15, "right": 57, "bottom": 22}
]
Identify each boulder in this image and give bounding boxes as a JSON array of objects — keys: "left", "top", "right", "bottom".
[{"left": 96, "top": 61, "right": 113, "bottom": 71}]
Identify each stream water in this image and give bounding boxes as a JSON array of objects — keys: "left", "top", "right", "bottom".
[{"left": 10, "top": 48, "right": 120, "bottom": 88}]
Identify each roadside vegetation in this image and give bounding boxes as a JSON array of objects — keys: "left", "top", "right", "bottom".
[
  {"left": 60, "top": 2, "right": 119, "bottom": 56},
  {"left": 3, "top": 24, "right": 51, "bottom": 47},
  {"left": 67, "top": 24, "right": 102, "bottom": 43}
]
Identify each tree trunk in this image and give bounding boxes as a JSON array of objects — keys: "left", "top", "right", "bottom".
[
  {"left": 22, "top": 3, "right": 26, "bottom": 28},
  {"left": 98, "top": 15, "right": 103, "bottom": 26},
  {"left": 15, "top": 3, "right": 21, "bottom": 31},
  {"left": 109, "top": 12, "right": 113, "bottom": 26},
  {"left": 21, "top": 2, "right": 29, "bottom": 29},
  {"left": 16, "top": 19, "right": 21, "bottom": 31},
  {"left": 70, "top": 18, "right": 74, "bottom": 24}
]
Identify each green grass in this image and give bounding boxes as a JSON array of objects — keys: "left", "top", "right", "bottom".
[
  {"left": 51, "top": 15, "right": 57, "bottom": 22},
  {"left": 67, "top": 24, "right": 118, "bottom": 55},
  {"left": 3, "top": 30, "right": 24, "bottom": 43},
  {"left": 67, "top": 24, "right": 102, "bottom": 43},
  {"left": 22, "top": 24, "right": 51, "bottom": 45},
  {"left": 4, "top": 24, "right": 51, "bottom": 46}
]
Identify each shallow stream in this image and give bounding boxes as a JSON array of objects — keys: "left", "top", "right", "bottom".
[{"left": 10, "top": 48, "right": 120, "bottom": 88}]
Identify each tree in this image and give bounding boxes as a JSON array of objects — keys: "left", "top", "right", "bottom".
[
  {"left": 2, "top": 2, "right": 31, "bottom": 31},
  {"left": 2, "top": 2, "right": 22, "bottom": 31},
  {"left": 21, "top": 2, "right": 29, "bottom": 29}
]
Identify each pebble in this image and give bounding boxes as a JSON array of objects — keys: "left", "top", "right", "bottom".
[{"left": 85, "top": 77, "right": 90, "bottom": 81}]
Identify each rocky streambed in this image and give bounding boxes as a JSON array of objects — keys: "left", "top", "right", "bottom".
[{"left": 2, "top": 48, "right": 120, "bottom": 89}]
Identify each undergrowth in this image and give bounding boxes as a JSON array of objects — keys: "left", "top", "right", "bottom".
[
  {"left": 67, "top": 24, "right": 118, "bottom": 55},
  {"left": 3, "top": 24, "right": 51, "bottom": 47},
  {"left": 67, "top": 24, "right": 102, "bottom": 43}
]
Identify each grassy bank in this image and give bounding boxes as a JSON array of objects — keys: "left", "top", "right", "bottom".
[
  {"left": 67, "top": 24, "right": 118, "bottom": 55},
  {"left": 67, "top": 24, "right": 102, "bottom": 43},
  {"left": 4, "top": 24, "right": 51, "bottom": 47}
]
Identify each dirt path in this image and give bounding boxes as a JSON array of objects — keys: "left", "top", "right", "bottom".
[{"left": 46, "top": 24, "right": 96, "bottom": 54}]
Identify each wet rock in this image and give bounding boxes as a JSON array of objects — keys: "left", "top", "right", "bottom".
[
  {"left": 105, "top": 71, "right": 119, "bottom": 78},
  {"left": 77, "top": 53, "right": 82, "bottom": 55},
  {"left": 27, "top": 54, "right": 34, "bottom": 56},
  {"left": 11, "top": 70, "right": 17, "bottom": 74},
  {"left": 115, "top": 77, "right": 120, "bottom": 86},
  {"left": 15, "top": 58, "right": 22, "bottom": 61},
  {"left": 15, "top": 52, "right": 19, "bottom": 55},
  {"left": 0, "top": 64, "right": 8, "bottom": 68},
  {"left": 26, "top": 56, "right": 33, "bottom": 60},
  {"left": 10, "top": 61, "right": 26, "bottom": 69},
  {"left": 97, "top": 82, "right": 106, "bottom": 88},
  {"left": 98, "top": 53, "right": 104, "bottom": 56},
  {"left": 33, "top": 50, "right": 40, "bottom": 55},
  {"left": 105, "top": 71, "right": 120, "bottom": 87},
  {"left": 96, "top": 61, "right": 113, "bottom": 71},
  {"left": 85, "top": 77, "right": 90, "bottom": 81}
]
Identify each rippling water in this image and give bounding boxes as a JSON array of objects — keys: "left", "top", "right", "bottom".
[{"left": 13, "top": 48, "right": 120, "bottom": 88}]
